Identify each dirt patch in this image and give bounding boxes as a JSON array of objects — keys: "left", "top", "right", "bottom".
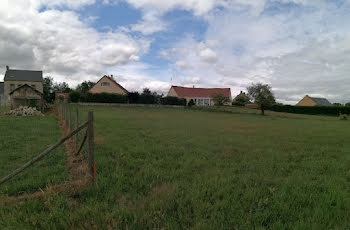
[
  {"left": 95, "top": 135, "right": 105, "bottom": 145},
  {"left": 0, "top": 112, "right": 90, "bottom": 204}
]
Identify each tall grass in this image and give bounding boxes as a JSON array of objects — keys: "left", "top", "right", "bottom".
[{"left": 1, "top": 106, "right": 350, "bottom": 229}]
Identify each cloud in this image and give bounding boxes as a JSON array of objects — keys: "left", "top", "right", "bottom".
[
  {"left": 130, "top": 10, "right": 166, "bottom": 35},
  {"left": 198, "top": 45, "right": 217, "bottom": 63},
  {"left": 164, "top": 1, "right": 350, "bottom": 104},
  {"left": 0, "top": 0, "right": 149, "bottom": 84}
]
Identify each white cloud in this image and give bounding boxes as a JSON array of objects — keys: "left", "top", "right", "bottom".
[
  {"left": 163, "top": 1, "right": 350, "bottom": 103},
  {"left": 198, "top": 46, "right": 217, "bottom": 63},
  {"left": 130, "top": 10, "right": 166, "bottom": 35},
  {"left": 0, "top": 0, "right": 149, "bottom": 85}
]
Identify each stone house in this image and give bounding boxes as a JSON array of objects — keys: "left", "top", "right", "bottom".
[
  {"left": 296, "top": 95, "right": 333, "bottom": 106},
  {"left": 10, "top": 84, "right": 43, "bottom": 111},
  {"left": 3, "top": 66, "right": 43, "bottom": 106},
  {"left": 167, "top": 86, "right": 232, "bottom": 106},
  {"left": 89, "top": 75, "right": 128, "bottom": 95}
]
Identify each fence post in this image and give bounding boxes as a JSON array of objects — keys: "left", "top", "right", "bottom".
[
  {"left": 75, "top": 108, "right": 79, "bottom": 150},
  {"left": 88, "top": 111, "right": 95, "bottom": 185}
]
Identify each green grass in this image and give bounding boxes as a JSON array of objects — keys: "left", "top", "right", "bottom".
[
  {"left": 0, "top": 112, "right": 68, "bottom": 195},
  {"left": 1, "top": 105, "right": 350, "bottom": 229}
]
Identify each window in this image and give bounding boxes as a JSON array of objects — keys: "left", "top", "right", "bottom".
[
  {"left": 101, "top": 82, "right": 110, "bottom": 86},
  {"left": 10, "top": 84, "right": 15, "bottom": 91},
  {"left": 31, "top": 84, "right": 36, "bottom": 88},
  {"left": 197, "top": 98, "right": 203, "bottom": 105},
  {"left": 197, "top": 98, "right": 211, "bottom": 106},
  {"left": 17, "top": 84, "right": 22, "bottom": 88}
]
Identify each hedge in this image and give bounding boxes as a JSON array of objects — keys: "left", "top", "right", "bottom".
[
  {"left": 160, "top": 96, "right": 186, "bottom": 106},
  {"left": 269, "top": 105, "right": 350, "bottom": 116}
]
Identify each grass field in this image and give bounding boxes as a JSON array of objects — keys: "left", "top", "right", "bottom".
[
  {"left": 0, "top": 111, "right": 67, "bottom": 196},
  {"left": 1, "top": 105, "right": 350, "bottom": 229}
]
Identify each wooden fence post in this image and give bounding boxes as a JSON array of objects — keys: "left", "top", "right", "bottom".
[
  {"left": 75, "top": 108, "right": 79, "bottom": 150},
  {"left": 88, "top": 111, "right": 95, "bottom": 185}
]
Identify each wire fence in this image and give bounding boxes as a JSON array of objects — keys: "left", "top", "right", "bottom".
[{"left": 0, "top": 103, "right": 95, "bottom": 196}]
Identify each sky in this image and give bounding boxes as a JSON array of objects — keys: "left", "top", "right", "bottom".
[{"left": 1, "top": 0, "right": 350, "bottom": 104}]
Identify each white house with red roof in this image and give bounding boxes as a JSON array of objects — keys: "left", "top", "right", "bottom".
[{"left": 167, "top": 86, "right": 232, "bottom": 106}]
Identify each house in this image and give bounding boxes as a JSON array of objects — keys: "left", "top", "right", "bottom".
[
  {"left": 89, "top": 75, "right": 128, "bottom": 95},
  {"left": 296, "top": 95, "right": 333, "bottom": 106},
  {"left": 0, "top": 82, "right": 4, "bottom": 106},
  {"left": 9, "top": 84, "right": 43, "bottom": 111},
  {"left": 167, "top": 86, "right": 232, "bottom": 106},
  {"left": 3, "top": 66, "right": 43, "bottom": 106}
]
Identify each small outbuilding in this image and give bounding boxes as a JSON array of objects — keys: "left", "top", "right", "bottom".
[
  {"left": 55, "top": 92, "right": 69, "bottom": 103},
  {"left": 9, "top": 84, "right": 44, "bottom": 111}
]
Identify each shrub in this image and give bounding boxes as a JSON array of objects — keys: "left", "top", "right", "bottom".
[
  {"left": 128, "top": 92, "right": 140, "bottom": 104},
  {"left": 212, "top": 93, "right": 231, "bottom": 106},
  {"left": 160, "top": 96, "right": 186, "bottom": 106},
  {"left": 139, "top": 94, "right": 157, "bottom": 104},
  {"left": 269, "top": 104, "right": 350, "bottom": 116},
  {"left": 84, "top": 92, "right": 128, "bottom": 103},
  {"left": 339, "top": 114, "right": 348, "bottom": 120},
  {"left": 69, "top": 91, "right": 81, "bottom": 103},
  {"left": 188, "top": 99, "right": 195, "bottom": 107}
]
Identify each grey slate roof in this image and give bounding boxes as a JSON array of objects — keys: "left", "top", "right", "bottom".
[
  {"left": 4, "top": 69, "right": 43, "bottom": 82},
  {"left": 310, "top": 97, "right": 333, "bottom": 106},
  {"left": 0, "top": 82, "right": 4, "bottom": 96}
]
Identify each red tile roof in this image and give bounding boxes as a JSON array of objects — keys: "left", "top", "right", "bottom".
[{"left": 171, "top": 86, "right": 231, "bottom": 98}]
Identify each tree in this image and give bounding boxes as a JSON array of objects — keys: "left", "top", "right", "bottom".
[
  {"left": 345, "top": 102, "right": 350, "bottom": 107},
  {"left": 69, "top": 91, "right": 81, "bottom": 103},
  {"left": 43, "top": 76, "right": 55, "bottom": 103},
  {"left": 53, "top": 82, "right": 71, "bottom": 93},
  {"left": 333, "top": 103, "right": 343, "bottom": 107},
  {"left": 233, "top": 93, "right": 250, "bottom": 106},
  {"left": 76, "top": 81, "right": 95, "bottom": 93},
  {"left": 212, "top": 93, "right": 230, "bottom": 106},
  {"left": 247, "top": 83, "right": 276, "bottom": 115}
]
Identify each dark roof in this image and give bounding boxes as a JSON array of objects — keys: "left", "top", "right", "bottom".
[
  {"left": 171, "top": 86, "right": 231, "bottom": 98},
  {"left": 4, "top": 69, "right": 43, "bottom": 82},
  {"left": 310, "top": 97, "right": 333, "bottom": 106},
  {"left": 9, "top": 84, "right": 43, "bottom": 95},
  {"left": 0, "top": 82, "right": 4, "bottom": 96}
]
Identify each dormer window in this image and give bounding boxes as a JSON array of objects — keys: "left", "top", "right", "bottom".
[{"left": 101, "top": 82, "right": 110, "bottom": 86}]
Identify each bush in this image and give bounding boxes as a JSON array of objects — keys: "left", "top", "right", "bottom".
[
  {"left": 69, "top": 91, "right": 81, "bottom": 103},
  {"left": 339, "top": 114, "right": 348, "bottom": 120},
  {"left": 269, "top": 105, "right": 350, "bottom": 116},
  {"left": 212, "top": 93, "right": 231, "bottom": 106},
  {"left": 128, "top": 92, "right": 140, "bottom": 104},
  {"left": 79, "top": 92, "right": 127, "bottom": 103},
  {"left": 139, "top": 94, "right": 157, "bottom": 104},
  {"left": 160, "top": 96, "right": 186, "bottom": 106},
  {"left": 188, "top": 99, "right": 195, "bottom": 107}
]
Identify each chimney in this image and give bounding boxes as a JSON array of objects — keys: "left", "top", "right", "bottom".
[
  {"left": 240, "top": 91, "right": 243, "bottom": 94},
  {"left": 193, "top": 85, "right": 195, "bottom": 88},
  {"left": 6, "top": 65, "right": 9, "bottom": 71}
]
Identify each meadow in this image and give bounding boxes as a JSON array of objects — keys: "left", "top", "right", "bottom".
[
  {"left": 0, "top": 109, "right": 67, "bottom": 195},
  {"left": 1, "top": 105, "right": 350, "bottom": 229}
]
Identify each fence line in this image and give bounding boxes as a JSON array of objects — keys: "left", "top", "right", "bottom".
[
  {"left": 73, "top": 102, "right": 185, "bottom": 108},
  {"left": 0, "top": 103, "right": 95, "bottom": 188}
]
